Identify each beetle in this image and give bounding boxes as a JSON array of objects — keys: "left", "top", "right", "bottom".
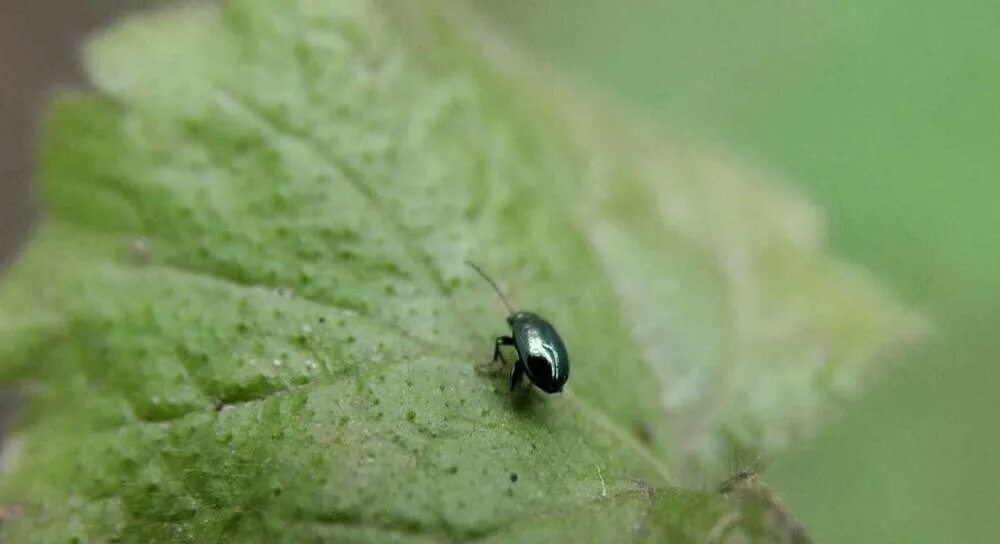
[{"left": 466, "top": 261, "right": 570, "bottom": 393}]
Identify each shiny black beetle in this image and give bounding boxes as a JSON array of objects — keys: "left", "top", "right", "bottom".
[{"left": 466, "top": 262, "right": 570, "bottom": 393}]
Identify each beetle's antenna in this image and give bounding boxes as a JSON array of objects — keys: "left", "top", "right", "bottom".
[{"left": 464, "top": 261, "right": 514, "bottom": 314}]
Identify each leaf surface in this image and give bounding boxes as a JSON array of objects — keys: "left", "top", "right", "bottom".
[{"left": 0, "top": 0, "right": 918, "bottom": 541}]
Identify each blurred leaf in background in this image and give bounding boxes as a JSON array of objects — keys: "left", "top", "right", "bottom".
[
  {"left": 0, "top": 0, "right": 163, "bottom": 267},
  {"left": 475, "top": 1, "right": 1000, "bottom": 542}
]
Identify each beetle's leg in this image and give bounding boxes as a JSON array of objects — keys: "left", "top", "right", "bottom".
[
  {"left": 476, "top": 336, "right": 514, "bottom": 375},
  {"left": 510, "top": 359, "right": 526, "bottom": 391},
  {"left": 493, "top": 336, "right": 515, "bottom": 365}
]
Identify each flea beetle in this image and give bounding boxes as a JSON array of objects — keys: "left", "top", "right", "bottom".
[{"left": 466, "top": 261, "right": 570, "bottom": 393}]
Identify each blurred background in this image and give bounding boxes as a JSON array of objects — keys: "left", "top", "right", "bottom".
[
  {"left": 1, "top": 0, "right": 154, "bottom": 267},
  {"left": 1, "top": 1, "right": 997, "bottom": 542}
]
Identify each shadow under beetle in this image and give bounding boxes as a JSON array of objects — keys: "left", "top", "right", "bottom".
[{"left": 466, "top": 261, "right": 570, "bottom": 394}]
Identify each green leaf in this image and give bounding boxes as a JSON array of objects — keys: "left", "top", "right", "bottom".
[{"left": 0, "top": 0, "right": 919, "bottom": 541}]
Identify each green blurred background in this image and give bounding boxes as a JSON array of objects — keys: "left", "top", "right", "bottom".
[
  {"left": 475, "top": 1, "right": 1000, "bottom": 542},
  {"left": 1, "top": 1, "right": 997, "bottom": 542}
]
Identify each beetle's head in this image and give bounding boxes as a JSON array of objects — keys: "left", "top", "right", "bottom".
[{"left": 506, "top": 311, "right": 526, "bottom": 325}]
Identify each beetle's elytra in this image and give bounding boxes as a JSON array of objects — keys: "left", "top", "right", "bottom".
[{"left": 466, "top": 262, "right": 570, "bottom": 394}]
